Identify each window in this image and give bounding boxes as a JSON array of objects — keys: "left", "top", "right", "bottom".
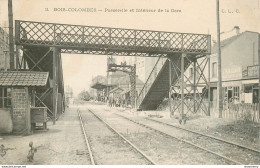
[
  {"left": 0, "top": 88, "right": 12, "bottom": 108},
  {"left": 233, "top": 86, "right": 240, "bottom": 102},
  {"left": 212, "top": 62, "right": 217, "bottom": 78}
]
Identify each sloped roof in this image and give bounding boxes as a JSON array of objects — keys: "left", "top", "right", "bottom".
[
  {"left": 0, "top": 71, "right": 49, "bottom": 87},
  {"left": 211, "top": 31, "right": 259, "bottom": 54},
  {"left": 211, "top": 33, "right": 242, "bottom": 54}
]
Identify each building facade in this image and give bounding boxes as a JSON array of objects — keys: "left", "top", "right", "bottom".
[
  {"left": 209, "top": 31, "right": 259, "bottom": 105},
  {"left": 0, "top": 27, "right": 9, "bottom": 70}
]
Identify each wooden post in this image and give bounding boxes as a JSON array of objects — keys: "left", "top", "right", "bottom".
[
  {"left": 181, "top": 53, "right": 186, "bottom": 121},
  {"left": 52, "top": 47, "right": 58, "bottom": 124},
  {"left": 216, "top": 0, "right": 223, "bottom": 118},
  {"left": 8, "top": 0, "right": 15, "bottom": 70}
]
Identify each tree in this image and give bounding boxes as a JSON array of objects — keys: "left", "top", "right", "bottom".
[{"left": 78, "top": 90, "right": 91, "bottom": 101}]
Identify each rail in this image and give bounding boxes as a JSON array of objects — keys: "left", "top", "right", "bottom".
[
  {"left": 88, "top": 108, "right": 156, "bottom": 165},
  {"left": 115, "top": 113, "right": 243, "bottom": 165},
  {"left": 78, "top": 110, "right": 95, "bottom": 165}
]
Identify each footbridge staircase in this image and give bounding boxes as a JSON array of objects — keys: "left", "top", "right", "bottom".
[{"left": 137, "top": 55, "right": 192, "bottom": 110}]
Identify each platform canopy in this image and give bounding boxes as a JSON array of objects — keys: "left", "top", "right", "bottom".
[
  {"left": 0, "top": 71, "right": 49, "bottom": 87},
  {"left": 91, "top": 82, "right": 114, "bottom": 90}
]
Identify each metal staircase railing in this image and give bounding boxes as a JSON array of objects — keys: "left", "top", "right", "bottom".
[{"left": 137, "top": 57, "right": 167, "bottom": 107}]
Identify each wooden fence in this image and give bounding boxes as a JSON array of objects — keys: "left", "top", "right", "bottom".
[{"left": 222, "top": 103, "right": 259, "bottom": 123}]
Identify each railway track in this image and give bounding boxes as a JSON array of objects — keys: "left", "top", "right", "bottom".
[
  {"left": 78, "top": 108, "right": 156, "bottom": 165},
  {"left": 78, "top": 110, "right": 95, "bottom": 165},
  {"left": 89, "top": 107, "right": 233, "bottom": 164},
  {"left": 114, "top": 112, "right": 260, "bottom": 165},
  {"left": 146, "top": 117, "right": 260, "bottom": 154}
]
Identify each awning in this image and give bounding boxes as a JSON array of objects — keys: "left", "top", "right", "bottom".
[
  {"left": 0, "top": 71, "right": 49, "bottom": 87},
  {"left": 242, "top": 79, "right": 259, "bottom": 84}
]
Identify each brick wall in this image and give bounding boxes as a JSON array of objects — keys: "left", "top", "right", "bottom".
[{"left": 11, "top": 87, "right": 30, "bottom": 134}]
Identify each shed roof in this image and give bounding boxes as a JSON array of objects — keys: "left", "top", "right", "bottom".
[{"left": 0, "top": 71, "right": 49, "bottom": 87}]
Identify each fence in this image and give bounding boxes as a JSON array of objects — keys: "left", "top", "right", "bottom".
[
  {"left": 158, "top": 99, "right": 260, "bottom": 123},
  {"left": 222, "top": 103, "right": 259, "bottom": 123}
]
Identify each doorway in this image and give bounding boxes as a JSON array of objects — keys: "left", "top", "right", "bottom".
[{"left": 228, "top": 90, "right": 232, "bottom": 102}]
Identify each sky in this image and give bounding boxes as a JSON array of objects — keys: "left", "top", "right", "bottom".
[{"left": 0, "top": 0, "right": 259, "bottom": 95}]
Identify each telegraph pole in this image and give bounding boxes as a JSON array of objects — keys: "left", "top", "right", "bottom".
[
  {"left": 258, "top": 34, "right": 260, "bottom": 120},
  {"left": 8, "top": 0, "right": 15, "bottom": 70},
  {"left": 216, "top": 0, "right": 223, "bottom": 118}
]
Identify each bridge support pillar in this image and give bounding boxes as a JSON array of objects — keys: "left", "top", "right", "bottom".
[
  {"left": 52, "top": 47, "right": 59, "bottom": 125},
  {"left": 169, "top": 54, "right": 210, "bottom": 124},
  {"left": 181, "top": 53, "right": 186, "bottom": 122},
  {"left": 130, "top": 65, "right": 136, "bottom": 108},
  {"left": 193, "top": 60, "right": 196, "bottom": 115},
  {"left": 169, "top": 59, "right": 172, "bottom": 117}
]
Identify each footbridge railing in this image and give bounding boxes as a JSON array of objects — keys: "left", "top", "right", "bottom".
[{"left": 15, "top": 20, "right": 211, "bottom": 56}]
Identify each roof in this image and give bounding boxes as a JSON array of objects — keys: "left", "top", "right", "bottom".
[
  {"left": 0, "top": 71, "right": 49, "bottom": 87},
  {"left": 211, "top": 31, "right": 259, "bottom": 54},
  {"left": 92, "top": 75, "right": 107, "bottom": 84},
  {"left": 211, "top": 33, "right": 242, "bottom": 54},
  {"left": 91, "top": 82, "right": 114, "bottom": 89},
  {"left": 115, "top": 75, "right": 144, "bottom": 85}
]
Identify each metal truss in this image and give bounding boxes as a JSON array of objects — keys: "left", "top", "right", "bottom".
[
  {"left": 169, "top": 55, "right": 210, "bottom": 123},
  {"left": 14, "top": 20, "right": 211, "bottom": 123},
  {"left": 108, "top": 63, "right": 136, "bottom": 108},
  {"left": 15, "top": 20, "right": 211, "bottom": 56},
  {"left": 35, "top": 88, "right": 53, "bottom": 118},
  {"left": 15, "top": 46, "right": 64, "bottom": 123}
]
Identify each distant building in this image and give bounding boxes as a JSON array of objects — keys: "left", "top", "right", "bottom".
[
  {"left": 0, "top": 27, "right": 9, "bottom": 70},
  {"left": 209, "top": 31, "right": 259, "bottom": 105},
  {"left": 91, "top": 75, "right": 108, "bottom": 102}
]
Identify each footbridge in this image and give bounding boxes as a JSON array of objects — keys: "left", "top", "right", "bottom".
[{"left": 15, "top": 20, "right": 211, "bottom": 123}]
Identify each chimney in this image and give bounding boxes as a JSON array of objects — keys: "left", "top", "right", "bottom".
[{"left": 234, "top": 26, "right": 240, "bottom": 35}]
